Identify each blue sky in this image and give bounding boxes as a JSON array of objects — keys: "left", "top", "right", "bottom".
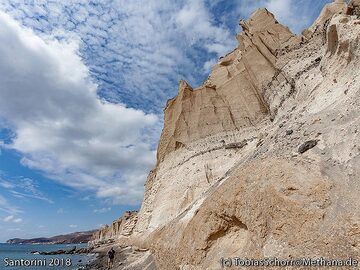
[{"left": 0, "top": 0, "right": 333, "bottom": 242}]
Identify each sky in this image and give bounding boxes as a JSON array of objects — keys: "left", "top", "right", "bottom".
[{"left": 0, "top": 0, "right": 334, "bottom": 242}]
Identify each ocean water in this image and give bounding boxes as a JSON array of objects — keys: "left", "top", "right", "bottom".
[{"left": 0, "top": 243, "right": 97, "bottom": 270}]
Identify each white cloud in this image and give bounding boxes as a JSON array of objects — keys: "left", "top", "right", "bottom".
[
  {"left": 13, "top": 218, "right": 22, "bottom": 223},
  {"left": 265, "top": 0, "right": 297, "bottom": 30},
  {"left": 266, "top": 0, "right": 292, "bottom": 14},
  {"left": 3, "top": 215, "right": 22, "bottom": 223},
  {"left": 3, "top": 215, "right": 14, "bottom": 222},
  {"left": 69, "top": 224, "right": 78, "bottom": 228},
  {"left": 175, "top": 0, "right": 235, "bottom": 56},
  {"left": 203, "top": 58, "right": 217, "bottom": 74},
  {"left": 93, "top": 207, "right": 111, "bottom": 214},
  {"left": 0, "top": 11, "right": 158, "bottom": 205}
]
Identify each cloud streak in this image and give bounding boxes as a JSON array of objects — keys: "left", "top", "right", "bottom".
[
  {"left": 3, "top": 215, "right": 22, "bottom": 223},
  {"left": 0, "top": 175, "right": 54, "bottom": 204},
  {"left": 0, "top": 195, "right": 21, "bottom": 214}
]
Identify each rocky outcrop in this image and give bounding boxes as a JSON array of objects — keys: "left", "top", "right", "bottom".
[
  {"left": 94, "top": 1, "right": 360, "bottom": 269},
  {"left": 90, "top": 211, "right": 138, "bottom": 246}
]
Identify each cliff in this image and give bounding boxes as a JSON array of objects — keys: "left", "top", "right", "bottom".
[
  {"left": 92, "top": 1, "right": 360, "bottom": 269},
  {"left": 156, "top": 8, "right": 295, "bottom": 164},
  {"left": 89, "top": 211, "right": 138, "bottom": 246}
]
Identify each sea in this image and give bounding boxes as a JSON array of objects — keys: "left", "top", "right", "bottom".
[{"left": 0, "top": 243, "right": 97, "bottom": 270}]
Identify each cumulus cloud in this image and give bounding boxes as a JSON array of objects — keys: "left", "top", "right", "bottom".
[{"left": 0, "top": 11, "right": 158, "bottom": 205}]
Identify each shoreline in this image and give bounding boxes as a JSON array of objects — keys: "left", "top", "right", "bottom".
[
  {"left": 30, "top": 245, "right": 92, "bottom": 255},
  {"left": 84, "top": 244, "right": 156, "bottom": 270}
]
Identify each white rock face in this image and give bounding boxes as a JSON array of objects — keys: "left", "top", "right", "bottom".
[{"left": 92, "top": 2, "right": 360, "bottom": 269}]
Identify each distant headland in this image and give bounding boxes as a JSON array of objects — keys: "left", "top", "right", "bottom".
[{"left": 6, "top": 230, "right": 96, "bottom": 245}]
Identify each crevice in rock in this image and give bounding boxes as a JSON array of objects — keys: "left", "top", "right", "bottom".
[{"left": 327, "top": 24, "right": 339, "bottom": 55}]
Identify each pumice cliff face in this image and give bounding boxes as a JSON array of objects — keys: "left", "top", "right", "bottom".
[
  {"left": 156, "top": 8, "right": 296, "bottom": 164},
  {"left": 92, "top": 1, "right": 360, "bottom": 269}
]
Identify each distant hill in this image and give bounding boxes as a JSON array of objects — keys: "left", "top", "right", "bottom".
[{"left": 6, "top": 230, "right": 96, "bottom": 244}]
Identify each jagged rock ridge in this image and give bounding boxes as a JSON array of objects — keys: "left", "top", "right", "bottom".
[
  {"left": 156, "top": 8, "right": 297, "bottom": 164},
  {"left": 91, "top": 1, "right": 360, "bottom": 269}
]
